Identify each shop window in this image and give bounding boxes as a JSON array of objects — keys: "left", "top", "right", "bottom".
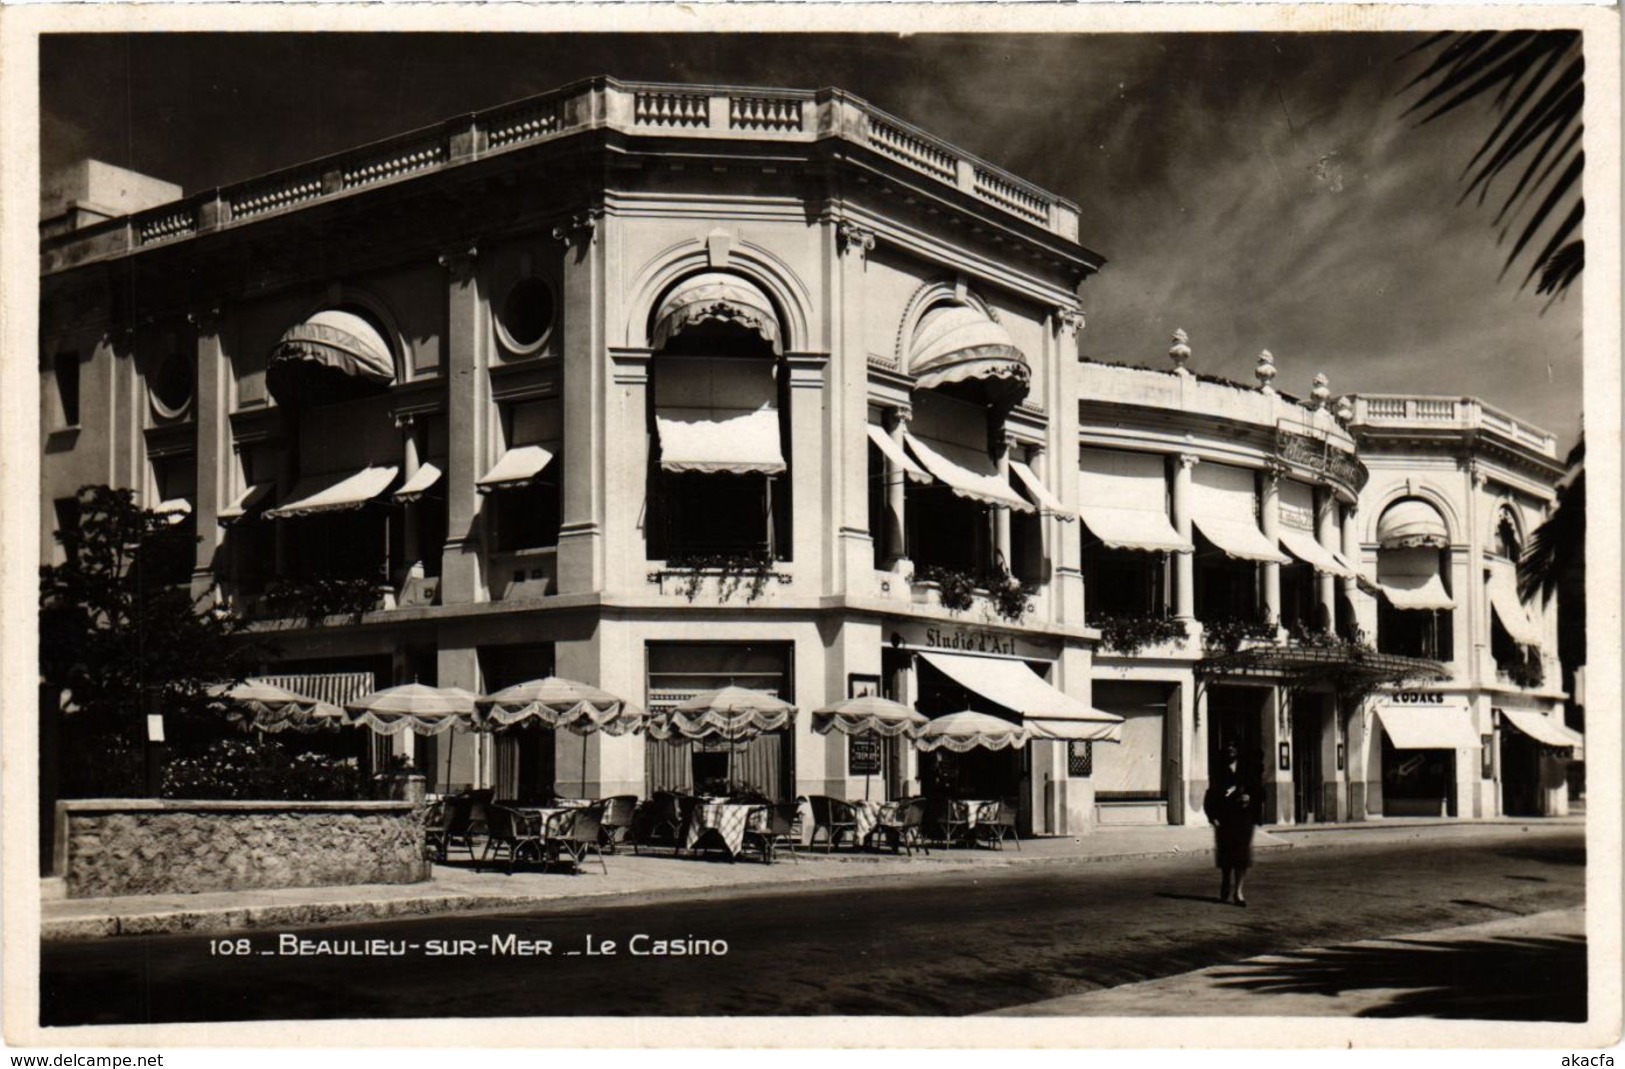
[
  {"left": 868, "top": 440, "right": 889, "bottom": 568},
  {"left": 51, "top": 351, "right": 80, "bottom": 428},
  {"left": 1379, "top": 602, "right": 1453, "bottom": 660},
  {"left": 488, "top": 480, "right": 560, "bottom": 552},
  {"left": 650, "top": 471, "right": 780, "bottom": 559},
  {"left": 1279, "top": 562, "right": 1316, "bottom": 632},
  {"left": 1194, "top": 536, "right": 1261, "bottom": 624},
  {"left": 645, "top": 641, "right": 794, "bottom": 799},
  {"left": 907, "top": 484, "right": 991, "bottom": 574}
]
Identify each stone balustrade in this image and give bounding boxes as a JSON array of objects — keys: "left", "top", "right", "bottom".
[
  {"left": 44, "top": 76, "right": 1080, "bottom": 273},
  {"left": 1349, "top": 394, "right": 1557, "bottom": 458},
  {"left": 55, "top": 799, "right": 428, "bottom": 898}
]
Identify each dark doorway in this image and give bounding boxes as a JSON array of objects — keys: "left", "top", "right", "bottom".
[
  {"left": 1500, "top": 720, "right": 1542, "bottom": 817},
  {"left": 1208, "top": 685, "right": 1267, "bottom": 825},
  {"left": 1292, "top": 695, "right": 1325, "bottom": 824}
]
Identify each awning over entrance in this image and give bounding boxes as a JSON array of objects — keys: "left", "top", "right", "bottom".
[
  {"left": 902, "top": 431, "right": 1034, "bottom": 512},
  {"left": 267, "top": 309, "right": 396, "bottom": 407},
  {"left": 652, "top": 272, "right": 782, "bottom": 353},
  {"left": 1487, "top": 566, "right": 1543, "bottom": 646},
  {"left": 264, "top": 466, "right": 399, "bottom": 519},
  {"left": 1201, "top": 646, "right": 1450, "bottom": 687},
  {"left": 866, "top": 424, "right": 930, "bottom": 483},
  {"left": 1379, "top": 572, "right": 1456, "bottom": 611},
  {"left": 918, "top": 651, "right": 1122, "bottom": 742},
  {"left": 394, "top": 462, "right": 443, "bottom": 503},
  {"left": 476, "top": 446, "right": 556, "bottom": 493},
  {"left": 1009, "top": 460, "right": 1075, "bottom": 520},
  {"left": 1278, "top": 528, "right": 1356, "bottom": 577},
  {"left": 1194, "top": 517, "right": 1290, "bottom": 564},
  {"left": 1500, "top": 709, "right": 1584, "bottom": 757},
  {"left": 218, "top": 482, "right": 274, "bottom": 526},
  {"left": 1375, "top": 702, "right": 1481, "bottom": 750},
  {"left": 907, "top": 304, "right": 1030, "bottom": 394},
  {"left": 655, "top": 406, "right": 786, "bottom": 475}
]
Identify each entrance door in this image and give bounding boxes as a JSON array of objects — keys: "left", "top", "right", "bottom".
[
  {"left": 1292, "top": 696, "right": 1323, "bottom": 824},
  {"left": 1208, "top": 686, "right": 1266, "bottom": 825}
]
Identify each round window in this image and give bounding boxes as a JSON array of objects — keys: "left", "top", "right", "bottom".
[
  {"left": 497, "top": 277, "right": 556, "bottom": 355},
  {"left": 148, "top": 343, "right": 195, "bottom": 419}
]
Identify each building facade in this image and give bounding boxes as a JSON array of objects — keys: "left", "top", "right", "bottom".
[{"left": 39, "top": 77, "right": 1577, "bottom": 833}]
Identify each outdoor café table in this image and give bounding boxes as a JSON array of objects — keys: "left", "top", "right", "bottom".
[
  {"left": 850, "top": 800, "right": 899, "bottom": 847},
  {"left": 683, "top": 802, "right": 767, "bottom": 860},
  {"left": 943, "top": 799, "right": 996, "bottom": 847}
]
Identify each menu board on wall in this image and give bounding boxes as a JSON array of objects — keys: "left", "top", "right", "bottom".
[{"left": 849, "top": 735, "right": 883, "bottom": 775}]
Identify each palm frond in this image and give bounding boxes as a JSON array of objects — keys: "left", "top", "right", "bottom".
[
  {"left": 1404, "top": 30, "right": 1585, "bottom": 297},
  {"left": 1518, "top": 469, "right": 1584, "bottom": 603}
]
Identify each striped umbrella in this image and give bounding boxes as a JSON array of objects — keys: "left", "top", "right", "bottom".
[
  {"left": 476, "top": 676, "right": 646, "bottom": 794},
  {"left": 213, "top": 679, "right": 345, "bottom": 734}
]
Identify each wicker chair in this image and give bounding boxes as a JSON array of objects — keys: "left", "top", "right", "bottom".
[
  {"left": 807, "top": 795, "right": 859, "bottom": 852},
  {"left": 482, "top": 805, "right": 544, "bottom": 874},
  {"left": 597, "top": 794, "right": 638, "bottom": 853},
  {"left": 872, "top": 797, "right": 931, "bottom": 857},
  {"left": 743, "top": 803, "right": 802, "bottom": 864},
  {"left": 424, "top": 795, "right": 479, "bottom": 864},
  {"left": 926, "top": 796, "right": 971, "bottom": 849},
  {"left": 635, "top": 791, "right": 690, "bottom": 854},
  {"left": 550, "top": 802, "right": 609, "bottom": 875},
  {"left": 976, "top": 799, "right": 1021, "bottom": 850},
  {"left": 463, "top": 788, "right": 495, "bottom": 842}
]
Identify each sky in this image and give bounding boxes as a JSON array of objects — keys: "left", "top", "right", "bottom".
[{"left": 39, "top": 32, "right": 1585, "bottom": 450}]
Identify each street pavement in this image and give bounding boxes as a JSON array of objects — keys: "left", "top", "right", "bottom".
[{"left": 38, "top": 822, "right": 1586, "bottom": 1024}]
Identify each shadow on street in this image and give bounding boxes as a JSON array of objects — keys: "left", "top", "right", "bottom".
[{"left": 1209, "top": 933, "right": 1586, "bottom": 1020}]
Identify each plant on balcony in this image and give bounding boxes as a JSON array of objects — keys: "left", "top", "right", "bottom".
[
  {"left": 651, "top": 551, "right": 785, "bottom": 604},
  {"left": 1505, "top": 645, "right": 1546, "bottom": 690},
  {"left": 984, "top": 565, "right": 1036, "bottom": 623},
  {"left": 918, "top": 565, "right": 978, "bottom": 613},
  {"left": 1090, "top": 613, "right": 1189, "bottom": 656},
  {"left": 1200, "top": 614, "right": 1280, "bottom": 654},
  {"left": 263, "top": 575, "right": 383, "bottom": 625}
]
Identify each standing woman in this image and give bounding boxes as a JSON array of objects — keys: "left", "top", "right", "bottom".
[{"left": 1204, "top": 743, "right": 1256, "bottom": 906}]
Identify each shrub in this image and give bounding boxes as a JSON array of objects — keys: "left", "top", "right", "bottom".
[{"left": 162, "top": 737, "right": 364, "bottom": 801}]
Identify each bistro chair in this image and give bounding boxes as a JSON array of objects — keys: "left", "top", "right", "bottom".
[
  {"left": 634, "top": 792, "right": 685, "bottom": 854},
  {"left": 482, "top": 805, "right": 544, "bottom": 874},
  {"left": 425, "top": 794, "right": 478, "bottom": 864},
  {"left": 976, "top": 799, "right": 1021, "bottom": 850},
  {"left": 597, "top": 794, "right": 639, "bottom": 853},
  {"left": 743, "top": 803, "right": 802, "bottom": 865},
  {"left": 873, "top": 797, "right": 931, "bottom": 857},
  {"left": 464, "top": 788, "right": 495, "bottom": 839},
  {"left": 925, "top": 796, "right": 971, "bottom": 849},
  {"left": 808, "top": 795, "right": 859, "bottom": 852},
  {"left": 550, "top": 802, "right": 609, "bottom": 876}
]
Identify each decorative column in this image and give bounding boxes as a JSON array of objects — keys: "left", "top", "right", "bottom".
[
  {"left": 993, "top": 429, "right": 1012, "bottom": 574},
  {"left": 397, "top": 413, "right": 424, "bottom": 583},
  {"left": 554, "top": 211, "right": 607, "bottom": 595},
  {"left": 1053, "top": 306, "right": 1086, "bottom": 624},
  {"left": 1172, "top": 454, "right": 1198, "bottom": 621},
  {"left": 1259, "top": 467, "right": 1282, "bottom": 626},
  {"left": 836, "top": 222, "right": 877, "bottom": 589},
  {"left": 437, "top": 245, "right": 484, "bottom": 605},
  {"left": 1315, "top": 488, "right": 1338, "bottom": 629},
  {"left": 1465, "top": 464, "right": 1488, "bottom": 683},
  {"left": 188, "top": 305, "right": 227, "bottom": 603},
  {"left": 884, "top": 405, "right": 911, "bottom": 570},
  {"left": 1342, "top": 502, "right": 1364, "bottom": 635}
]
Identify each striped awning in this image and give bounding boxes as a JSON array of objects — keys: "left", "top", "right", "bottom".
[{"left": 251, "top": 671, "right": 377, "bottom": 709}]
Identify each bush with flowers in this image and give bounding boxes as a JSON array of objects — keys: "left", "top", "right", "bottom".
[{"left": 162, "top": 737, "right": 364, "bottom": 800}]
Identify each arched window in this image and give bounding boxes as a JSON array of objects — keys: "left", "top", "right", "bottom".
[
  {"left": 645, "top": 273, "right": 788, "bottom": 562},
  {"left": 1373, "top": 499, "right": 1453, "bottom": 660}
]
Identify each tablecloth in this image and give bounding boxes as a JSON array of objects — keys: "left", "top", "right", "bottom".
[
  {"left": 851, "top": 800, "right": 900, "bottom": 845},
  {"left": 684, "top": 803, "right": 766, "bottom": 858}
]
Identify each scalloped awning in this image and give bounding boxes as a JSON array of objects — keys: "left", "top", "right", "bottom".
[
  {"left": 652, "top": 272, "right": 781, "bottom": 353},
  {"left": 267, "top": 309, "right": 395, "bottom": 406},
  {"left": 1378, "top": 500, "right": 1450, "bottom": 549},
  {"left": 908, "top": 304, "right": 1029, "bottom": 393}
]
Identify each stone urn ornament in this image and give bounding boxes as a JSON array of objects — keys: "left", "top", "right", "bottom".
[
  {"left": 1311, "top": 373, "right": 1331, "bottom": 410},
  {"left": 1255, "top": 350, "right": 1277, "bottom": 393},
  {"left": 1169, "top": 328, "right": 1192, "bottom": 373}
]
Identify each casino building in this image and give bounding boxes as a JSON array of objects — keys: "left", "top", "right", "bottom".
[{"left": 38, "top": 76, "right": 1577, "bottom": 833}]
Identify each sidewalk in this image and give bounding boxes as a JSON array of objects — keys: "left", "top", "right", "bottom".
[
  {"left": 988, "top": 905, "right": 1586, "bottom": 1017},
  {"left": 40, "top": 816, "right": 1580, "bottom": 941}
]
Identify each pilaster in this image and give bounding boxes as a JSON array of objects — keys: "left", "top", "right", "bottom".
[
  {"left": 1259, "top": 468, "right": 1281, "bottom": 625},
  {"left": 555, "top": 210, "right": 606, "bottom": 595},
  {"left": 437, "top": 245, "right": 485, "bottom": 605},
  {"left": 786, "top": 350, "right": 829, "bottom": 587},
  {"left": 835, "top": 221, "right": 876, "bottom": 593},
  {"left": 188, "top": 305, "right": 227, "bottom": 601},
  {"left": 1172, "top": 454, "right": 1198, "bottom": 621}
]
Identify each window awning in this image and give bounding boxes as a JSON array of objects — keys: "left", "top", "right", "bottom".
[
  {"left": 218, "top": 482, "right": 275, "bottom": 526},
  {"left": 394, "top": 462, "right": 443, "bottom": 503},
  {"left": 264, "top": 465, "right": 399, "bottom": 519},
  {"left": 919, "top": 651, "right": 1122, "bottom": 742},
  {"left": 154, "top": 498, "right": 193, "bottom": 524},
  {"left": 267, "top": 309, "right": 396, "bottom": 407},
  {"left": 476, "top": 446, "right": 555, "bottom": 493},
  {"left": 1378, "top": 500, "right": 1450, "bottom": 549},
  {"left": 652, "top": 272, "right": 782, "bottom": 353},
  {"left": 901, "top": 431, "right": 1033, "bottom": 512},
  {"left": 1194, "top": 517, "right": 1291, "bottom": 564},
  {"left": 1500, "top": 709, "right": 1583, "bottom": 756},
  {"left": 1279, "top": 528, "right": 1355, "bottom": 578},
  {"left": 866, "top": 424, "right": 930, "bottom": 483},
  {"left": 655, "top": 407, "right": 785, "bottom": 475},
  {"left": 1375, "top": 702, "right": 1481, "bottom": 750},
  {"left": 1009, "top": 460, "right": 1076, "bottom": 521},
  {"left": 1078, "top": 506, "right": 1192, "bottom": 553},
  {"left": 908, "top": 303, "right": 1030, "bottom": 393},
  {"left": 1487, "top": 566, "right": 1543, "bottom": 645},
  {"left": 1379, "top": 572, "right": 1456, "bottom": 611}
]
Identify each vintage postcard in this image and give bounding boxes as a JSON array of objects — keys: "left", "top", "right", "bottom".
[{"left": 2, "top": 2, "right": 1619, "bottom": 1059}]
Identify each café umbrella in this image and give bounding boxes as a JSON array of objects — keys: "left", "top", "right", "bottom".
[
  {"left": 343, "top": 683, "right": 480, "bottom": 789},
  {"left": 912, "top": 710, "right": 1030, "bottom": 753},
  {"left": 212, "top": 679, "right": 346, "bottom": 734},
  {"left": 812, "top": 695, "right": 928, "bottom": 799},
  {"left": 647, "top": 686, "right": 796, "bottom": 790},
  {"left": 475, "top": 676, "right": 647, "bottom": 793}
]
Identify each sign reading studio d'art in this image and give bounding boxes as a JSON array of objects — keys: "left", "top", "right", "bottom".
[{"left": 893, "top": 622, "right": 1058, "bottom": 660}]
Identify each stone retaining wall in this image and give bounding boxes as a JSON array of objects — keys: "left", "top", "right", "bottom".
[{"left": 55, "top": 799, "right": 429, "bottom": 898}]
